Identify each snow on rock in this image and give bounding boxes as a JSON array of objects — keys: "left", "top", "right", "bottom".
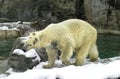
[
  {"left": 0, "top": 21, "right": 36, "bottom": 36},
  {"left": 25, "top": 49, "right": 41, "bottom": 62},
  {"left": 12, "top": 49, "right": 41, "bottom": 62},
  {"left": 0, "top": 26, "right": 9, "bottom": 30},
  {"left": 0, "top": 21, "right": 31, "bottom": 30},
  {"left": 12, "top": 49, "right": 25, "bottom": 55}
]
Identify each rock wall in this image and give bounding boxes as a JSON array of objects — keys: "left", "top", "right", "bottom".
[
  {"left": 0, "top": 0, "right": 119, "bottom": 30},
  {"left": 0, "top": 22, "right": 36, "bottom": 37},
  {"left": 0, "top": 30, "right": 20, "bottom": 38},
  {"left": 84, "top": 0, "right": 120, "bottom": 30},
  {"left": 0, "top": 0, "right": 76, "bottom": 21}
]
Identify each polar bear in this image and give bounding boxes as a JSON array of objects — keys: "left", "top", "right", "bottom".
[{"left": 24, "top": 19, "right": 99, "bottom": 68}]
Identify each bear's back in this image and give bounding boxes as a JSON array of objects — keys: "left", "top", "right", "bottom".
[
  {"left": 44, "top": 19, "right": 96, "bottom": 37},
  {"left": 58, "top": 19, "right": 95, "bottom": 31},
  {"left": 58, "top": 19, "right": 96, "bottom": 35}
]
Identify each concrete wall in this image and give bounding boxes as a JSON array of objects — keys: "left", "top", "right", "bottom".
[{"left": 0, "top": 30, "right": 20, "bottom": 38}]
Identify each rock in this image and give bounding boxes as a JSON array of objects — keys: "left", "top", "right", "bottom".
[
  {"left": 0, "top": 26, "right": 9, "bottom": 30},
  {"left": 0, "top": 56, "right": 7, "bottom": 60},
  {"left": 8, "top": 37, "right": 47, "bottom": 72},
  {"left": 9, "top": 37, "right": 49, "bottom": 63},
  {"left": 0, "top": 21, "right": 36, "bottom": 37},
  {"left": 84, "top": 0, "right": 120, "bottom": 30},
  {"left": 0, "top": 59, "right": 9, "bottom": 74},
  {"left": 0, "top": 0, "right": 119, "bottom": 30},
  {"left": 9, "top": 37, "right": 29, "bottom": 55},
  {"left": 0, "top": 30, "right": 20, "bottom": 38},
  {"left": 0, "top": 0, "right": 76, "bottom": 23},
  {"left": 8, "top": 36, "right": 61, "bottom": 72},
  {"left": 8, "top": 53, "right": 39, "bottom": 72},
  {"left": 8, "top": 49, "right": 41, "bottom": 72},
  {"left": 97, "top": 29, "right": 120, "bottom": 35}
]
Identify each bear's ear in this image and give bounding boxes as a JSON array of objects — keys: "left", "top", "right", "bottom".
[
  {"left": 31, "top": 32, "right": 36, "bottom": 36},
  {"left": 33, "top": 37, "right": 38, "bottom": 45}
]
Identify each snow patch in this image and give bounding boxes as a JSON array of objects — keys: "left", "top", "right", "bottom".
[
  {"left": 0, "top": 26, "right": 9, "bottom": 30},
  {"left": 0, "top": 59, "right": 120, "bottom": 79},
  {"left": 12, "top": 49, "right": 41, "bottom": 62},
  {"left": 0, "top": 49, "right": 120, "bottom": 79}
]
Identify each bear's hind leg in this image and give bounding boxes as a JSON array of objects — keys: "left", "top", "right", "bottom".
[
  {"left": 74, "top": 43, "right": 91, "bottom": 66},
  {"left": 89, "top": 44, "right": 98, "bottom": 62}
]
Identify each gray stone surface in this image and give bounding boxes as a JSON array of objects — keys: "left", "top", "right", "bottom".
[
  {"left": 0, "top": 0, "right": 119, "bottom": 30},
  {"left": 0, "top": 59, "right": 9, "bottom": 74}
]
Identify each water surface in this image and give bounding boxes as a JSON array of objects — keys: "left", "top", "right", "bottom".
[{"left": 0, "top": 34, "right": 120, "bottom": 58}]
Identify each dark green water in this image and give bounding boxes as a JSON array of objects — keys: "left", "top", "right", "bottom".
[
  {"left": 97, "top": 34, "right": 120, "bottom": 58},
  {"left": 0, "top": 38, "right": 16, "bottom": 57},
  {"left": 0, "top": 34, "right": 120, "bottom": 58}
]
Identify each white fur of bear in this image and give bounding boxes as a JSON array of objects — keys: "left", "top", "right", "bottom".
[{"left": 24, "top": 19, "right": 99, "bottom": 68}]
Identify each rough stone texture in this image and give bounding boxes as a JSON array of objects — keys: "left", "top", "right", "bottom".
[
  {"left": 0, "top": 22, "right": 36, "bottom": 37},
  {"left": 84, "top": 0, "right": 120, "bottom": 30},
  {"left": 0, "top": 0, "right": 76, "bottom": 21},
  {"left": 7, "top": 37, "right": 48, "bottom": 72},
  {"left": 8, "top": 53, "right": 39, "bottom": 72},
  {"left": 7, "top": 36, "right": 62, "bottom": 72},
  {"left": 0, "top": 59, "right": 8, "bottom": 74},
  {"left": 0, "top": 0, "right": 119, "bottom": 30},
  {"left": 9, "top": 37, "right": 48, "bottom": 62}
]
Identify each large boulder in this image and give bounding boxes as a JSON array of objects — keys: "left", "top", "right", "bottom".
[
  {"left": 8, "top": 49, "right": 40, "bottom": 72},
  {"left": 9, "top": 37, "right": 48, "bottom": 62},
  {"left": 8, "top": 36, "right": 61, "bottom": 72},
  {"left": 7, "top": 37, "right": 48, "bottom": 72}
]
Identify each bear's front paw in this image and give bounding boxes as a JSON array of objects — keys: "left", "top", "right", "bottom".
[
  {"left": 62, "top": 61, "right": 71, "bottom": 66},
  {"left": 43, "top": 64, "right": 53, "bottom": 69},
  {"left": 73, "top": 60, "right": 84, "bottom": 66}
]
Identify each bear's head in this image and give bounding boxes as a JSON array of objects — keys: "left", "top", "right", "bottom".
[
  {"left": 23, "top": 32, "right": 40, "bottom": 51},
  {"left": 23, "top": 30, "right": 55, "bottom": 51},
  {"left": 23, "top": 31, "right": 49, "bottom": 50}
]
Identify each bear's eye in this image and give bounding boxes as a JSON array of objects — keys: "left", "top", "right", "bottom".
[
  {"left": 28, "top": 44, "right": 32, "bottom": 46},
  {"left": 35, "top": 38, "right": 38, "bottom": 42}
]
